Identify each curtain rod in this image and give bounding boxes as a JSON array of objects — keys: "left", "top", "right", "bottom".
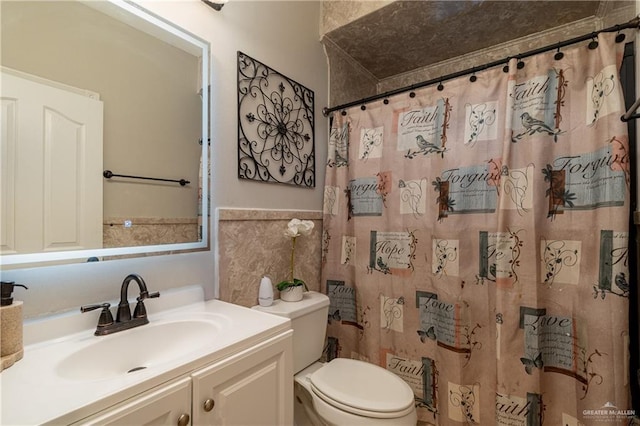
[{"left": 323, "top": 16, "right": 640, "bottom": 116}]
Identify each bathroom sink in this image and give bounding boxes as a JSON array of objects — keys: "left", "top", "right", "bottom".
[
  {"left": 56, "top": 318, "right": 222, "bottom": 381},
  {"left": 1, "top": 288, "right": 293, "bottom": 426}
]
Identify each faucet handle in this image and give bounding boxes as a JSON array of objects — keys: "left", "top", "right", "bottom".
[
  {"left": 133, "top": 291, "right": 159, "bottom": 319},
  {"left": 138, "top": 291, "right": 160, "bottom": 300},
  {"left": 80, "top": 303, "right": 114, "bottom": 328},
  {"left": 80, "top": 302, "right": 110, "bottom": 313},
  {"left": 133, "top": 299, "right": 147, "bottom": 319}
]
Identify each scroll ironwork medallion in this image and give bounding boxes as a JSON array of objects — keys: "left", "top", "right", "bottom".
[{"left": 237, "top": 51, "right": 315, "bottom": 187}]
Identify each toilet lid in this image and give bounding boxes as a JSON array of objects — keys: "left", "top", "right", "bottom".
[{"left": 309, "top": 358, "right": 414, "bottom": 417}]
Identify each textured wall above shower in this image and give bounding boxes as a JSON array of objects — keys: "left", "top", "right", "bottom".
[{"left": 321, "top": 0, "right": 636, "bottom": 106}]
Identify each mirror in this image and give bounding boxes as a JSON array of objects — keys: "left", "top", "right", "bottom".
[{"left": 0, "top": 0, "right": 209, "bottom": 268}]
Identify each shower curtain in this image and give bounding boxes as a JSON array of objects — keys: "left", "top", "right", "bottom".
[{"left": 321, "top": 33, "right": 632, "bottom": 425}]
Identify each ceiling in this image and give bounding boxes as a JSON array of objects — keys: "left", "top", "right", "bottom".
[{"left": 323, "top": 1, "right": 634, "bottom": 80}]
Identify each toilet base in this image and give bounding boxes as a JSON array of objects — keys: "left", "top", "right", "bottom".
[
  {"left": 294, "top": 363, "right": 327, "bottom": 426},
  {"left": 294, "top": 381, "right": 327, "bottom": 426}
]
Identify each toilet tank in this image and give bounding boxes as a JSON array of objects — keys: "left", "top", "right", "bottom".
[{"left": 253, "top": 291, "right": 329, "bottom": 373}]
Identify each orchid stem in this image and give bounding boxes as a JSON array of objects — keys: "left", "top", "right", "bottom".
[{"left": 290, "top": 236, "right": 297, "bottom": 284}]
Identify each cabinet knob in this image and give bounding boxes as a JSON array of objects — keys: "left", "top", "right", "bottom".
[
  {"left": 203, "top": 398, "right": 215, "bottom": 412},
  {"left": 177, "top": 413, "right": 190, "bottom": 426}
]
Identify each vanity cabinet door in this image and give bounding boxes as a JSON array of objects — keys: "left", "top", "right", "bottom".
[
  {"left": 73, "top": 377, "right": 192, "bottom": 426},
  {"left": 191, "top": 331, "right": 293, "bottom": 426}
]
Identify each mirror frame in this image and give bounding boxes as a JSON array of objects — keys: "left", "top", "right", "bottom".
[{"left": 0, "top": 0, "right": 210, "bottom": 268}]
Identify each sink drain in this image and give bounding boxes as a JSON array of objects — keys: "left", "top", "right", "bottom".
[{"left": 127, "top": 366, "right": 147, "bottom": 373}]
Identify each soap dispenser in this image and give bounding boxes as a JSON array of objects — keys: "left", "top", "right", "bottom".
[{"left": 0, "top": 281, "right": 28, "bottom": 371}]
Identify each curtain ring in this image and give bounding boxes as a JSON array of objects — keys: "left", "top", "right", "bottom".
[
  {"left": 554, "top": 48, "right": 564, "bottom": 60},
  {"left": 360, "top": 104, "right": 366, "bottom": 111},
  {"left": 469, "top": 73, "right": 477, "bottom": 83},
  {"left": 588, "top": 37, "right": 599, "bottom": 50},
  {"left": 502, "top": 64, "right": 509, "bottom": 73},
  {"left": 383, "top": 98, "right": 389, "bottom": 105},
  {"left": 437, "top": 82, "right": 444, "bottom": 91},
  {"left": 341, "top": 110, "right": 347, "bottom": 116},
  {"left": 409, "top": 91, "right": 416, "bottom": 98},
  {"left": 615, "top": 31, "right": 626, "bottom": 43},
  {"left": 516, "top": 59, "right": 525, "bottom": 69}
]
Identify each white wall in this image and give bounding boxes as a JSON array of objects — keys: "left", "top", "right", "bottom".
[{"left": 0, "top": 0, "right": 329, "bottom": 319}]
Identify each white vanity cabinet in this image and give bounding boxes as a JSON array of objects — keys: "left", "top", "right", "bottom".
[
  {"left": 192, "top": 331, "right": 293, "bottom": 425},
  {"left": 73, "top": 377, "right": 192, "bottom": 426},
  {"left": 2, "top": 294, "right": 294, "bottom": 425},
  {"left": 73, "top": 331, "right": 293, "bottom": 426}
]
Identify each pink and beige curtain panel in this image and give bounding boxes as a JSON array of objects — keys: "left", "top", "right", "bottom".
[{"left": 321, "top": 33, "right": 632, "bottom": 425}]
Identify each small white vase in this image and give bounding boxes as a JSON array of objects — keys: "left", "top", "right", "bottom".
[
  {"left": 280, "top": 285, "right": 303, "bottom": 302},
  {"left": 258, "top": 276, "right": 274, "bottom": 307}
]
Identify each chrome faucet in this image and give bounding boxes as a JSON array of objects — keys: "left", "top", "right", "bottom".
[{"left": 81, "top": 274, "right": 160, "bottom": 336}]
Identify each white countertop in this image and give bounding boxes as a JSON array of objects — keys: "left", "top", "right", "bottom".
[{"left": 1, "top": 288, "right": 290, "bottom": 425}]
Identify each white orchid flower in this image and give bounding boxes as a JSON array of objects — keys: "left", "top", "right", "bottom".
[
  {"left": 278, "top": 218, "right": 315, "bottom": 293},
  {"left": 284, "top": 218, "right": 314, "bottom": 238}
]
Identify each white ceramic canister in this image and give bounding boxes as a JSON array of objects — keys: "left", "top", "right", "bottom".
[{"left": 258, "top": 276, "right": 274, "bottom": 307}]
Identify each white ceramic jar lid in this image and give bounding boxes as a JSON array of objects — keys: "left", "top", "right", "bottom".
[{"left": 309, "top": 358, "right": 415, "bottom": 416}]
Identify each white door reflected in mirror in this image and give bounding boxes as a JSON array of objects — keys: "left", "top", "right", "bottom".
[{"left": 1, "top": 68, "right": 103, "bottom": 257}]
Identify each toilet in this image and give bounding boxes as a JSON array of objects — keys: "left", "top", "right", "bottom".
[{"left": 253, "top": 291, "right": 417, "bottom": 426}]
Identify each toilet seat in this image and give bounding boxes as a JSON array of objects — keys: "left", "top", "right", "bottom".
[{"left": 308, "top": 358, "right": 415, "bottom": 419}]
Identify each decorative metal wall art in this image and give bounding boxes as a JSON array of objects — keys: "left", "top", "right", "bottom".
[{"left": 237, "top": 51, "right": 315, "bottom": 187}]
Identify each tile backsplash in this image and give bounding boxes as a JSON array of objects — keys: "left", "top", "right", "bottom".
[
  {"left": 217, "top": 209, "right": 323, "bottom": 308},
  {"left": 103, "top": 217, "right": 198, "bottom": 248}
]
